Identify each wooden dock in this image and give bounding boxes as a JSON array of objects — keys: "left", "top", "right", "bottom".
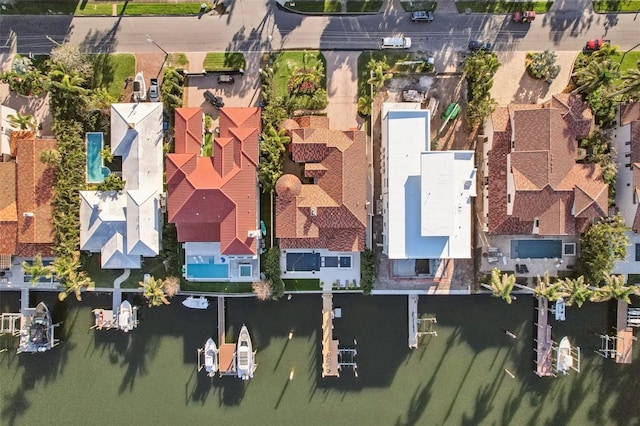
[
  {"left": 535, "top": 297, "right": 553, "bottom": 377},
  {"left": 321, "top": 293, "right": 339, "bottom": 377},
  {"left": 218, "top": 296, "right": 237, "bottom": 375},
  {"left": 616, "top": 300, "right": 633, "bottom": 364}
]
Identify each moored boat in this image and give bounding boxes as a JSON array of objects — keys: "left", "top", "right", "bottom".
[
  {"left": 236, "top": 325, "right": 255, "bottom": 380},
  {"left": 182, "top": 296, "right": 209, "bottom": 310},
  {"left": 204, "top": 338, "right": 218, "bottom": 377},
  {"left": 557, "top": 336, "right": 574, "bottom": 375},
  {"left": 118, "top": 300, "right": 135, "bottom": 333},
  {"left": 19, "top": 302, "right": 55, "bottom": 353}
]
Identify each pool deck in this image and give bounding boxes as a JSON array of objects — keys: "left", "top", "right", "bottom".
[
  {"left": 218, "top": 297, "right": 237, "bottom": 375},
  {"left": 534, "top": 297, "right": 554, "bottom": 377},
  {"left": 321, "top": 293, "right": 339, "bottom": 377},
  {"left": 616, "top": 300, "right": 633, "bottom": 364}
]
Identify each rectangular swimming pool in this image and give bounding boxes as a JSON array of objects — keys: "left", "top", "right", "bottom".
[
  {"left": 510, "top": 239, "right": 562, "bottom": 259},
  {"left": 86, "top": 132, "right": 110, "bottom": 184},
  {"left": 186, "top": 256, "right": 229, "bottom": 279},
  {"left": 286, "top": 252, "right": 320, "bottom": 272}
]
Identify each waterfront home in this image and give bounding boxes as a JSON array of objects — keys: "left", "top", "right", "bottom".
[
  {"left": 275, "top": 116, "right": 367, "bottom": 286},
  {"left": 166, "top": 107, "right": 261, "bottom": 282},
  {"left": 380, "top": 103, "right": 476, "bottom": 282},
  {"left": 612, "top": 103, "right": 640, "bottom": 281},
  {"left": 0, "top": 132, "right": 56, "bottom": 276},
  {"left": 480, "top": 94, "right": 607, "bottom": 276},
  {"left": 79, "top": 103, "right": 164, "bottom": 269}
]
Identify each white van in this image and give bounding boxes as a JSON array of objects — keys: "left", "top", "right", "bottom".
[{"left": 380, "top": 37, "right": 412, "bottom": 49}]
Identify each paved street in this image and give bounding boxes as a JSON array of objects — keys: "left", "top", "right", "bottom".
[{"left": 0, "top": 0, "right": 637, "bottom": 55}]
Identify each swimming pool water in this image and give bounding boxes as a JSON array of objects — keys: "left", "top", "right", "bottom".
[
  {"left": 286, "top": 252, "right": 320, "bottom": 272},
  {"left": 86, "top": 132, "right": 110, "bottom": 184},
  {"left": 510, "top": 239, "right": 562, "bottom": 259},
  {"left": 186, "top": 256, "right": 229, "bottom": 279}
]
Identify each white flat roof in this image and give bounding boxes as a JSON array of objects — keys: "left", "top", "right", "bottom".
[{"left": 384, "top": 104, "right": 475, "bottom": 260}]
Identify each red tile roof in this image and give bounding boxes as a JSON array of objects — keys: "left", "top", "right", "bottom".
[
  {"left": 0, "top": 162, "right": 17, "bottom": 255},
  {"left": 487, "top": 95, "right": 607, "bottom": 236},
  {"left": 275, "top": 118, "right": 367, "bottom": 252},
  {"left": 174, "top": 108, "right": 203, "bottom": 155},
  {"left": 166, "top": 107, "right": 260, "bottom": 255}
]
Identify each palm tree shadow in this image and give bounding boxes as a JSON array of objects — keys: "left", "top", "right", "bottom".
[
  {"left": 118, "top": 331, "right": 160, "bottom": 394},
  {"left": 394, "top": 381, "right": 432, "bottom": 426},
  {"left": 0, "top": 387, "right": 30, "bottom": 426}
]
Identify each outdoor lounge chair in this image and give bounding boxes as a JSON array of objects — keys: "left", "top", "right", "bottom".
[
  {"left": 515, "top": 264, "right": 522, "bottom": 273},
  {"left": 522, "top": 264, "right": 529, "bottom": 273}
]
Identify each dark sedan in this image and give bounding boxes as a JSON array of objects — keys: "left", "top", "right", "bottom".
[{"left": 468, "top": 40, "right": 493, "bottom": 52}]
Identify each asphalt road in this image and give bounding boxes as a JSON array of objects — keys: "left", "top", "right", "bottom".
[{"left": 0, "top": 1, "right": 637, "bottom": 54}]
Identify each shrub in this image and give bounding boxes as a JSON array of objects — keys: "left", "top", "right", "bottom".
[
  {"left": 526, "top": 50, "right": 560, "bottom": 82},
  {"left": 263, "top": 246, "right": 285, "bottom": 300},
  {"left": 360, "top": 249, "right": 376, "bottom": 295}
]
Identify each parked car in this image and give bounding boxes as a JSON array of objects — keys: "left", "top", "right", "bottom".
[
  {"left": 585, "top": 39, "right": 610, "bottom": 51},
  {"left": 148, "top": 78, "right": 159, "bottom": 102},
  {"left": 204, "top": 90, "right": 224, "bottom": 109},
  {"left": 411, "top": 11, "right": 433, "bottom": 22},
  {"left": 380, "top": 37, "right": 412, "bottom": 49},
  {"left": 468, "top": 40, "right": 493, "bottom": 52},
  {"left": 218, "top": 74, "right": 235, "bottom": 84},
  {"left": 513, "top": 11, "right": 535, "bottom": 23}
]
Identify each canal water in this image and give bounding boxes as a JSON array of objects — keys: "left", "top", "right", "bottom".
[{"left": 1, "top": 291, "right": 638, "bottom": 425}]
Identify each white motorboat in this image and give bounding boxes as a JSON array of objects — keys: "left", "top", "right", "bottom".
[
  {"left": 204, "top": 338, "right": 218, "bottom": 377},
  {"left": 18, "top": 302, "right": 56, "bottom": 353},
  {"left": 557, "top": 336, "right": 574, "bottom": 375},
  {"left": 182, "top": 296, "right": 209, "bottom": 310},
  {"left": 118, "top": 300, "right": 135, "bottom": 333},
  {"left": 236, "top": 325, "right": 255, "bottom": 380},
  {"left": 133, "top": 71, "right": 146, "bottom": 101}
]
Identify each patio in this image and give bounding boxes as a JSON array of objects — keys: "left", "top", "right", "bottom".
[{"left": 279, "top": 249, "right": 361, "bottom": 291}]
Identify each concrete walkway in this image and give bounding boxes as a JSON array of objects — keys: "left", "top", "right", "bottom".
[
  {"left": 323, "top": 51, "right": 362, "bottom": 131},
  {"left": 112, "top": 269, "right": 130, "bottom": 312}
]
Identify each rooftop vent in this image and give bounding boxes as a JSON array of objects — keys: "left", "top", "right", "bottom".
[{"left": 310, "top": 207, "right": 317, "bottom": 217}]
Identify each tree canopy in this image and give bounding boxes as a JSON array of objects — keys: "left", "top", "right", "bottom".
[{"left": 576, "top": 214, "right": 629, "bottom": 285}]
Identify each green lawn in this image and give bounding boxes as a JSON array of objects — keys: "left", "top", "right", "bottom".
[
  {"left": 168, "top": 53, "right": 189, "bottom": 70},
  {"left": 75, "top": 2, "right": 212, "bottom": 16},
  {"left": 180, "top": 281, "right": 254, "bottom": 293},
  {"left": 346, "top": 1, "right": 384, "bottom": 11},
  {"left": 81, "top": 254, "right": 122, "bottom": 288},
  {"left": 203, "top": 52, "right": 246, "bottom": 72},
  {"left": 283, "top": 1, "right": 342, "bottom": 12},
  {"left": 270, "top": 51, "right": 326, "bottom": 98},
  {"left": 0, "top": 1, "right": 77, "bottom": 14},
  {"left": 614, "top": 51, "right": 640, "bottom": 72},
  {"left": 593, "top": 0, "right": 640, "bottom": 11},
  {"left": 89, "top": 53, "right": 136, "bottom": 99},
  {"left": 455, "top": 1, "right": 553, "bottom": 13},
  {"left": 283, "top": 278, "right": 321, "bottom": 291},
  {"left": 399, "top": 1, "right": 437, "bottom": 11}
]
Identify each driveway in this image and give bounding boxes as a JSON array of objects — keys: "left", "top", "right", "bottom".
[
  {"left": 490, "top": 51, "right": 578, "bottom": 106},
  {"left": 323, "top": 51, "right": 362, "bottom": 131}
]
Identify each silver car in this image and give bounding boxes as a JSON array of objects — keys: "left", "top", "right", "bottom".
[{"left": 148, "top": 78, "right": 159, "bottom": 102}]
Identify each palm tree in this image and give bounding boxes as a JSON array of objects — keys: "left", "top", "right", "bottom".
[
  {"left": 7, "top": 111, "right": 36, "bottom": 131},
  {"left": 59, "top": 270, "right": 94, "bottom": 302},
  {"left": 49, "top": 69, "right": 87, "bottom": 93},
  {"left": 40, "top": 149, "right": 61, "bottom": 166},
  {"left": 261, "top": 124, "right": 291, "bottom": 154},
  {"left": 368, "top": 65, "right": 393, "bottom": 93},
  {"left": 590, "top": 274, "right": 638, "bottom": 304},
  {"left": 140, "top": 275, "right": 170, "bottom": 307},
  {"left": 162, "top": 276, "right": 180, "bottom": 298},
  {"left": 357, "top": 95, "right": 372, "bottom": 117},
  {"left": 534, "top": 272, "right": 563, "bottom": 301},
  {"left": 558, "top": 276, "right": 591, "bottom": 307},
  {"left": 572, "top": 59, "right": 620, "bottom": 94},
  {"left": 610, "top": 68, "right": 640, "bottom": 98},
  {"left": 99, "top": 147, "right": 114, "bottom": 163},
  {"left": 591, "top": 43, "right": 619, "bottom": 61},
  {"left": 21, "top": 254, "right": 54, "bottom": 285},
  {"left": 482, "top": 268, "right": 516, "bottom": 304}
]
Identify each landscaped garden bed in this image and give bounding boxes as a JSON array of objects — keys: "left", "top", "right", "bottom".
[{"left": 283, "top": 0, "right": 341, "bottom": 12}]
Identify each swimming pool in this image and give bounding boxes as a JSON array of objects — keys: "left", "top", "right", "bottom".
[
  {"left": 510, "top": 239, "right": 562, "bottom": 259},
  {"left": 86, "top": 132, "right": 110, "bottom": 184},
  {"left": 286, "top": 252, "right": 320, "bottom": 272},
  {"left": 186, "top": 256, "right": 229, "bottom": 279}
]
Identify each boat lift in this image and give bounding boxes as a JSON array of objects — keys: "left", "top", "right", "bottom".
[
  {"left": 0, "top": 313, "right": 21, "bottom": 337},
  {"left": 627, "top": 308, "right": 640, "bottom": 327},
  {"left": 596, "top": 333, "right": 637, "bottom": 360},
  {"left": 337, "top": 339, "right": 358, "bottom": 377}
]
